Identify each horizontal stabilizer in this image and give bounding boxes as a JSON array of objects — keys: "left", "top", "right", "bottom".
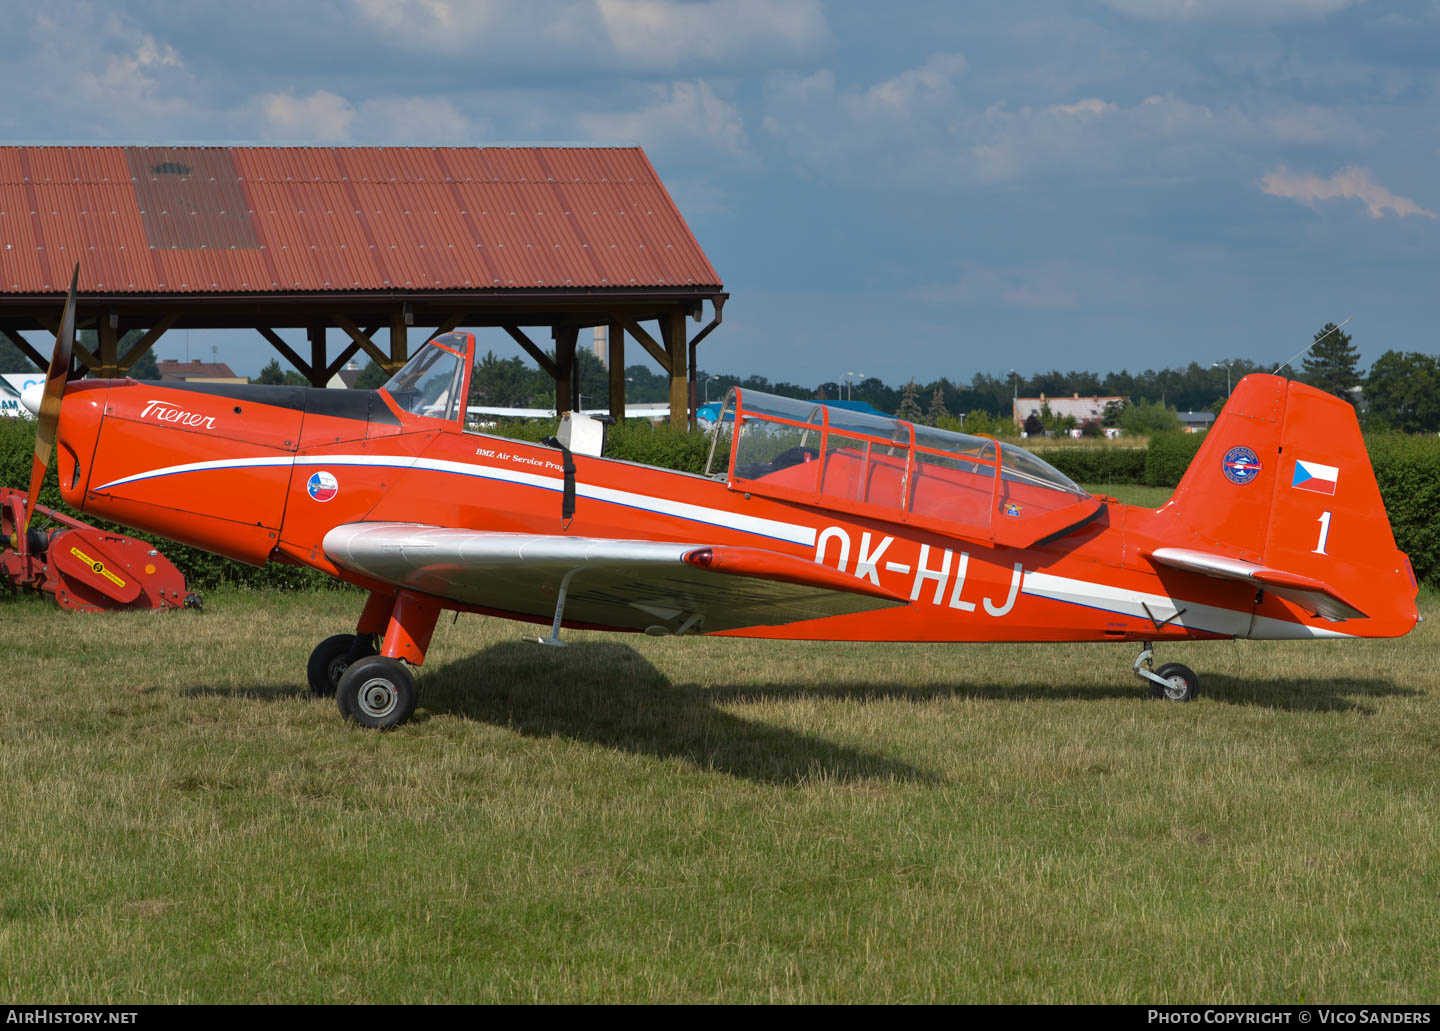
[
  {"left": 324, "top": 524, "right": 906, "bottom": 634},
  {"left": 1147, "top": 547, "right": 1366, "bottom": 622}
]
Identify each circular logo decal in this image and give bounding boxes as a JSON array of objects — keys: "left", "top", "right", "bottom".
[
  {"left": 1222, "top": 446, "right": 1262, "bottom": 485},
  {"left": 307, "top": 470, "right": 339, "bottom": 502}
]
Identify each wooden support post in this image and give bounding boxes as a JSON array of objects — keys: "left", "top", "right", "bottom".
[
  {"left": 608, "top": 320, "right": 625, "bottom": 422},
  {"left": 97, "top": 313, "right": 119, "bottom": 378},
  {"left": 663, "top": 310, "right": 688, "bottom": 430},
  {"left": 307, "top": 324, "right": 328, "bottom": 387},
  {"left": 390, "top": 307, "right": 409, "bottom": 370},
  {"left": 553, "top": 325, "right": 578, "bottom": 414}
]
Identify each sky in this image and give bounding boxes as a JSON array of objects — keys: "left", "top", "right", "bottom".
[{"left": 3, "top": 0, "right": 1439, "bottom": 384}]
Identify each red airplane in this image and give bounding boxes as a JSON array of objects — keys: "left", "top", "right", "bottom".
[{"left": 21, "top": 272, "right": 1418, "bottom": 727}]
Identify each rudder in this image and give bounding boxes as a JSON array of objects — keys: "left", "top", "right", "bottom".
[{"left": 1159, "top": 373, "right": 1416, "bottom": 636}]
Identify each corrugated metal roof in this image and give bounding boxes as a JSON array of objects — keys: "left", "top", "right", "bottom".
[{"left": 0, "top": 145, "right": 722, "bottom": 295}]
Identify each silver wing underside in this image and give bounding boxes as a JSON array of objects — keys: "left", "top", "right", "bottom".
[{"left": 323, "top": 523, "right": 903, "bottom": 634}]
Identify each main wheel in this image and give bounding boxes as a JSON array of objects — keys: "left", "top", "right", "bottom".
[
  {"left": 336, "top": 655, "right": 418, "bottom": 729},
  {"left": 1150, "top": 662, "right": 1199, "bottom": 702},
  {"left": 307, "top": 634, "right": 376, "bottom": 697}
]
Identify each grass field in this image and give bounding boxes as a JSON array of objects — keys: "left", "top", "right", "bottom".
[{"left": 2, "top": 585, "right": 1437, "bottom": 1003}]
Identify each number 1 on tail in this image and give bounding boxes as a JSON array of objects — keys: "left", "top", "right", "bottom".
[{"left": 1314, "top": 511, "right": 1332, "bottom": 555}]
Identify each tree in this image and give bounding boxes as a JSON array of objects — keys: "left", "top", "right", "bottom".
[
  {"left": 255, "top": 358, "right": 286, "bottom": 385},
  {"left": 895, "top": 379, "right": 923, "bottom": 422},
  {"left": 1022, "top": 412, "right": 1044, "bottom": 437},
  {"left": 1303, "top": 322, "right": 1361, "bottom": 402},
  {"left": 1119, "top": 398, "right": 1181, "bottom": 435},
  {"left": 1364, "top": 351, "right": 1440, "bottom": 433},
  {"left": 354, "top": 360, "right": 390, "bottom": 390},
  {"left": 926, "top": 385, "right": 949, "bottom": 425},
  {"left": 1101, "top": 399, "right": 1127, "bottom": 427},
  {"left": 128, "top": 346, "right": 162, "bottom": 380}
]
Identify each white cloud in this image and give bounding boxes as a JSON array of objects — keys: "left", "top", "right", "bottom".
[
  {"left": 2, "top": 9, "right": 202, "bottom": 138},
  {"left": 259, "top": 90, "right": 357, "bottom": 142},
  {"left": 1260, "top": 166, "right": 1434, "bottom": 218},
  {"left": 1099, "top": 0, "right": 1360, "bottom": 21},
  {"left": 840, "top": 53, "right": 969, "bottom": 121},
  {"left": 347, "top": 0, "right": 826, "bottom": 70},
  {"left": 355, "top": 97, "right": 478, "bottom": 144},
  {"left": 763, "top": 50, "right": 1374, "bottom": 190},
  {"left": 577, "top": 80, "right": 748, "bottom": 158},
  {"left": 598, "top": 0, "right": 826, "bottom": 65}
]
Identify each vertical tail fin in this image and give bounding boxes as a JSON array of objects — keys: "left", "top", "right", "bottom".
[{"left": 1156, "top": 374, "right": 1417, "bottom": 637}]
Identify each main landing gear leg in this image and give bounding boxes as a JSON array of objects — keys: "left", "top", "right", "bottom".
[
  {"left": 1133, "top": 641, "right": 1200, "bottom": 702},
  {"left": 305, "top": 590, "right": 390, "bottom": 698},
  {"left": 332, "top": 590, "right": 441, "bottom": 729}
]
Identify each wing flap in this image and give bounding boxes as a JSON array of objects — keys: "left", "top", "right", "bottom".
[
  {"left": 1147, "top": 547, "right": 1367, "bottom": 622},
  {"left": 324, "top": 524, "right": 906, "bottom": 634}
]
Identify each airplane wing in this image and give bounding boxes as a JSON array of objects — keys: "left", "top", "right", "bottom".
[
  {"left": 1146, "top": 547, "right": 1367, "bottom": 622},
  {"left": 323, "top": 523, "right": 907, "bottom": 634}
]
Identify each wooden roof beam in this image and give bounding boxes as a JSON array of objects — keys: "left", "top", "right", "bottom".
[
  {"left": 256, "top": 327, "right": 314, "bottom": 381},
  {"left": 622, "top": 318, "right": 671, "bottom": 375},
  {"left": 2, "top": 328, "right": 46, "bottom": 370},
  {"left": 35, "top": 315, "right": 99, "bottom": 371},
  {"left": 502, "top": 325, "right": 559, "bottom": 379},
  {"left": 333, "top": 315, "right": 393, "bottom": 370},
  {"left": 117, "top": 314, "right": 178, "bottom": 374}
]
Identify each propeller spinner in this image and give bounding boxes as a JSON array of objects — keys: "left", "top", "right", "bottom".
[{"left": 23, "top": 264, "right": 79, "bottom": 533}]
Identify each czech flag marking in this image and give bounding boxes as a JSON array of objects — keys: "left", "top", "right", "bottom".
[
  {"left": 1292, "top": 460, "right": 1338, "bottom": 495},
  {"left": 307, "top": 470, "right": 339, "bottom": 502}
]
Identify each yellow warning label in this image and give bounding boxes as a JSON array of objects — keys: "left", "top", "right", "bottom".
[{"left": 70, "top": 546, "right": 126, "bottom": 589}]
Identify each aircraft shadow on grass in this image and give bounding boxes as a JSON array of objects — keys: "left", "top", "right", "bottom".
[
  {"left": 182, "top": 642, "right": 1419, "bottom": 772},
  {"left": 415, "top": 641, "right": 938, "bottom": 786}
]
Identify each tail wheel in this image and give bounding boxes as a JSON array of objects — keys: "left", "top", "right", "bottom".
[
  {"left": 336, "top": 655, "right": 418, "bottom": 729},
  {"left": 1151, "top": 662, "right": 1200, "bottom": 702},
  {"left": 306, "top": 633, "right": 376, "bottom": 698}
]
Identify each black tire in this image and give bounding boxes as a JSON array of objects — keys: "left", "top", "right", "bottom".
[
  {"left": 306, "top": 634, "right": 376, "bottom": 698},
  {"left": 1150, "top": 662, "right": 1199, "bottom": 702},
  {"left": 336, "top": 655, "right": 418, "bottom": 729}
]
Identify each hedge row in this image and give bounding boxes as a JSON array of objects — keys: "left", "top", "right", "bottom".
[
  {"left": 1365, "top": 434, "right": 1440, "bottom": 590},
  {"left": 1031, "top": 433, "right": 1205, "bottom": 488},
  {"left": 4, "top": 415, "right": 1438, "bottom": 589}
]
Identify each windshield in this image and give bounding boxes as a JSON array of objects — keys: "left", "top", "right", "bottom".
[{"left": 382, "top": 333, "right": 469, "bottom": 422}]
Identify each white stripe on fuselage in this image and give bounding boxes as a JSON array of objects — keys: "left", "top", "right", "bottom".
[
  {"left": 94, "top": 453, "right": 817, "bottom": 547},
  {"left": 94, "top": 456, "right": 1344, "bottom": 638}
]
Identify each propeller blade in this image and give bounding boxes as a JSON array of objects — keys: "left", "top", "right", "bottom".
[{"left": 24, "top": 264, "right": 79, "bottom": 533}]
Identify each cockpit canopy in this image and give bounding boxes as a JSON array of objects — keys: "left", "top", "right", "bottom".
[
  {"left": 705, "top": 388, "right": 1099, "bottom": 548},
  {"left": 381, "top": 332, "right": 475, "bottom": 424}
]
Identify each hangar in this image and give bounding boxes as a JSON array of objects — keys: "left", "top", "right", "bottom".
[{"left": 0, "top": 145, "right": 726, "bottom": 427}]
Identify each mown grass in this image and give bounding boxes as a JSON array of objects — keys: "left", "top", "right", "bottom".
[{"left": 1, "top": 587, "right": 1437, "bottom": 1003}]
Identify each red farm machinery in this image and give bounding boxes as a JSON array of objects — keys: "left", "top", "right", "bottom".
[{"left": 1, "top": 487, "right": 199, "bottom": 612}]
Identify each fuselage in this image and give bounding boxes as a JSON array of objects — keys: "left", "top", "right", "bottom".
[{"left": 51, "top": 375, "right": 1418, "bottom": 644}]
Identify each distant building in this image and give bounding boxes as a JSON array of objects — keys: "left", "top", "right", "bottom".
[
  {"left": 157, "top": 359, "right": 245, "bottom": 385},
  {"left": 1176, "top": 411, "right": 1216, "bottom": 434},
  {"left": 1012, "top": 393, "right": 1124, "bottom": 432},
  {"left": 327, "top": 361, "right": 365, "bottom": 389}
]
